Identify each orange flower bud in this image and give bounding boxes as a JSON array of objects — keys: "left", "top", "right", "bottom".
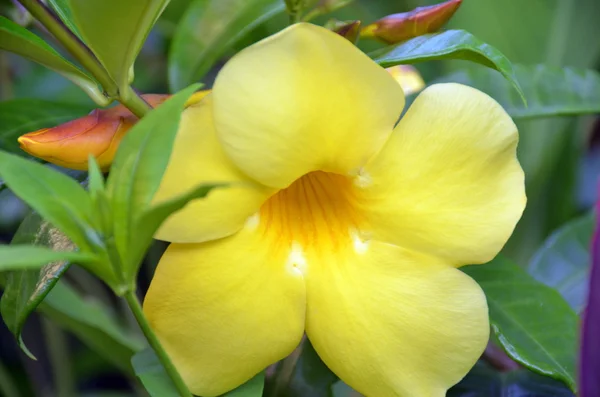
[
  {"left": 325, "top": 19, "right": 361, "bottom": 43},
  {"left": 18, "top": 90, "right": 210, "bottom": 171},
  {"left": 361, "top": 0, "right": 462, "bottom": 44},
  {"left": 385, "top": 65, "right": 425, "bottom": 95}
]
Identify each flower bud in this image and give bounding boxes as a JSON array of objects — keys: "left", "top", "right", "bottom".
[
  {"left": 361, "top": 0, "right": 462, "bottom": 44},
  {"left": 18, "top": 90, "right": 210, "bottom": 171},
  {"left": 385, "top": 65, "right": 425, "bottom": 95},
  {"left": 325, "top": 19, "right": 361, "bottom": 43}
]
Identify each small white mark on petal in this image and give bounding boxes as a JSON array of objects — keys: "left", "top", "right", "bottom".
[
  {"left": 354, "top": 168, "right": 372, "bottom": 188},
  {"left": 352, "top": 231, "right": 370, "bottom": 254},
  {"left": 286, "top": 241, "right": 307, "bottom": 275},
  {"left": 244, "top": 213, "right": 260, "bottom": 231}
]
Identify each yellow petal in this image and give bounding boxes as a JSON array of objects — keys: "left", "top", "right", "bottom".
[
  {"left": 357, "top": 83, "right": 526, "bottom": 265},
  {"left": 153, "top": 95, "right": 274, "bottom": 243},
  {"left": 143, "top": 228, "right": 306, "bottom": 397},
  {"left": 212, "top": 23, "right": 405, "bottom": 188},
  {"left": 306, "top": 241, "right": 489, "bottom": 397}
]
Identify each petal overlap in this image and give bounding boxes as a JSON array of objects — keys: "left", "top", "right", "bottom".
[
  {"left": 153, "top": 96, "right": 274, "bottom": 243},
  {"left": 305, "top": 241, "right": 489, "bottom": 397},
  {"left": 212, "top": 23, "right": 405, "bottom": 188},
  {"left": 356, "top": 83, "right": 526, "bottom": 265},
  {"left": 143, "top": 227, "right": 306, "bottom": 397}
]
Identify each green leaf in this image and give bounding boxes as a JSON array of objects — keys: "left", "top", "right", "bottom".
[
  {"left": 370, "top": 29, "right": 525, "bottom": 103},
  {"left": 68, "top": 0, "right": 169, "bottom": 90},
  {"left": 438, "top": 64, "right": 600, "bottom": 119},
  {"left": 0, "top": 99, "right": 90, "bottom": 156},
  {"left": 169, "top": 0, "right": 285, "bottom": 91},
  {"left": 47, "top": 0, "right": 83, "bottom": 39},
  {"left": 0, "top": 151, "right": 98, "bottom": 253},
  {"left": 127, "top": 183, "right": 222, "bottom": 279},
  {"left": 225, "top": 371, "right": 265, "bottom": 396},
  {"left": 462, "top": 257, "right": 578, "bottom": 391},
  {"left": 131, "top": 348, "right": 178, "bottom": 397},
  {"left": 42, "top": 280, "right": 143, "bottom": 373},
  {"left": 0, "top": 212, "right": 72, "bottom": 358},
  {"left": 0, "top": 16, "right": 104, "bottom": 103},
  {"left": 106, "top": 84, "right": 199, "bottom": 273},
  {"left": 528, "top": 212, "right": 594, "bottom": 312},
  {"left": 0, "top": 245, "right": 94, "bottom": 271},
  {"left": 448, "top": 362, "right": 574, "bottom": 397},
  {"left": 272, "top": 339, "right": 338, "bottom": 397}
]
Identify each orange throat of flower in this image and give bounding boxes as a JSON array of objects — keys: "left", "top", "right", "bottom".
[{"left": 246, "top": 171, "right": 368, "bottom": 275}]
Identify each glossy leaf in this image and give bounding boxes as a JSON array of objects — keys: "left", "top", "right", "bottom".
[
  {"left": 580, "top": 202, "right": 600, "bottom": 397},
  {"left": 370, "top": 29, "right": 525, "bottom": 102},
  {"left": 169, "top": 0, "right": 285, "bottom": 91},
  {"left": 463, "top": 257, "right": 578, "bottom": 391},
  {"left": 127, "top": 183, "right": 221, "bottom": 279},
  {"left": 529, "top": 212, "right": 594, "bottom": 312},
  {"left": 448, "top": 362, "right": 574, "bottom": 397},
  {"left": 0, "top": 151, "right": 98, "bottom": 252},
  {"left": 106, "top": 85, "right": 199, "bottom": 273},
  {"left": 225, "top": 372, "right": 265, "bottom": 397},
  {"left": 68, "top": 0, "right": 168, "bottom": 90},
  {"left": 0, "top": 99, "right": 91, "bottom": 156},
  {"left": 47, "top": 0, "right": 82, "bottom": 39},
  {"left": 0, "top": 16, "right": 104, "bottom": 102},
  {"left": 131, "top": 348, "right": 178, "bottom": 397},
  {"left": 1, "top": 212, "right": 70, "bottom": 357},
  {"left": 438, "top": 65, "right": 600, "bottom": 119}
]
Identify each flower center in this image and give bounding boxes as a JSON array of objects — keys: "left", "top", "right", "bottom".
[{"left": 249, "top": 171, "right": 367, "bottom": 268}]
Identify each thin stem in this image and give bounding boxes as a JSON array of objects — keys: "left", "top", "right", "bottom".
[
  {"left": 124, "top": 290, "right": 192, "bottom": 397},
  {"left": 42, "top": 318, "right": 76, "bottom": 397},
  {"left": 18, "top": 0, "right": 117, "bottom": 96},
  {"left": 121, "top": 85, "right": 152, "bottom": 119},
  {"left": 0, "top": 359, "right": 20, "bottom": 397}
]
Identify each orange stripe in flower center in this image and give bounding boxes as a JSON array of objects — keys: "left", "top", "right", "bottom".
[{"left": 254, "top": 171, "right": 367, "bottom": 268}]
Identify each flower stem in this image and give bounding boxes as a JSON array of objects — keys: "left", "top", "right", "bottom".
[
  {"left": 123, "top": 290, "right": 192, "bottom": 397},
  {"left": 17, "top": 0, "right": 117, "bottom": 96},
  {"left": 17, "top": 0, "right": 152, "bottom": 118}
]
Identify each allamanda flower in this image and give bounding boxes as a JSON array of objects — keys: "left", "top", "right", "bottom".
[{"left": 144, "top": 23, "right": 526, "bottom": 397}]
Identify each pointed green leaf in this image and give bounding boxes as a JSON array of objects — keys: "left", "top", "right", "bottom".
[
  {"left": 127, "top": 183, "right": 222, "bottom": 279},
  {"left": 0, "top": 212, "right": 72, "bottom": 358},
  {"left": 0, "top": 151, "right": 97, "bottom": 252},
  {"left": 462, "top": 257, "right": 578, "bottom": 391},
  {"left": 0, "top": 99, "right": 90, "bottom": 156},
  {"left": 438, "top": 64, "right": 600, "bottom": 119},
  {"left": 169, "top": 0, "right": 285, "bottom": 91},
  {"left": 528, "top": 212, "right": 594, "bottom": 312},
  {"left": 371, "top": 29, "right": 525, "bottom": 103},
  {"left": 42, "top": 280, "right": 143, "bottom": 373},
  {"left": 68, "top": 0, "right": 169, "bottom": 90},
  {"left": 0, "top": 16, "right": 104, "bottom": 102},
  {"left": 106, "top": 84, "right": 200, "bottom": 273},
  {"left": 131, "top": 348, "right": 179, "bottom": 397},
  {"left": 0, "top": 245, "right": 94, "bottom": 271}
]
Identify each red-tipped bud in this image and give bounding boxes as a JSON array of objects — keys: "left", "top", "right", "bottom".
[
  {"left": 18, "top": 91, "right": 210, "bottom": 171},
  {"left": 325, "top": 19, "right": 361, "bottom": 43},
  {"left": 361, "top": 0, "right": 462, "bottom": 44}
]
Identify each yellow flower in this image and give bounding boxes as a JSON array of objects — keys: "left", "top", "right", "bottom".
[{"left": 143, "top": 23, "right": 526, "bottom": 397}]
